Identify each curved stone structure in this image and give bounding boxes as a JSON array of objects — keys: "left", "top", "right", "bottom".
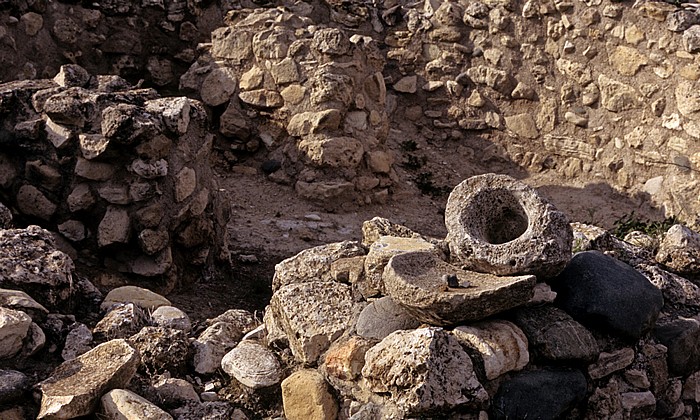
[{"left": 445, "top": 174, "right": 572, "bottom": 278}]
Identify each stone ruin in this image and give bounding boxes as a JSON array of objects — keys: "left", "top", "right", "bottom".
[
  {"left": 0, "top": 64, "right": 228, "bottom": 291},
  {"left": 4, "top": 173, "right": 700, "bottom": 418}
]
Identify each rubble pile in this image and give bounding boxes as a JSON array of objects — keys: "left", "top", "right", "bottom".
[
  {"left": 3, "top": 174, "right": 700, "bottom": 419},
  {"left": 0, "top": 65, "right": 228, "bottom": 291}
]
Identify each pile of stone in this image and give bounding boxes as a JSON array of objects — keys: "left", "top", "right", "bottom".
[
  {"left": 0, "top": 64, "right": 228, "bottom": 291},
  {"left": 180, "top": 6, "right": 395, "bottom": 205},
  {"left": 3, "top": 173, "right": 700, "bottom": 418}
]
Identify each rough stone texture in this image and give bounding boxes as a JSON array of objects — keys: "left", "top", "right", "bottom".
[
  {"left": 0, "top": 307, "right": 32, "bottom": 359},
  {"left": 221, "top": 340, "right": 282, "bottom": 389},
  {"left": 361, "top": 217, "right": 422, "bottom": 247},
  {"left": 0, "top": 369, "right": 30, "bottom": 404},
  {"left": 514, "top": 305, "right": 598, "bottom": 363},
  {"left": 0, "top": 226, "right": 74, "bottom": 308},
  {"left": 150, "top": 306, "right": 192, "bottom": 332},
  {"left": 272, "top": 241, "right": 365, "bottom": 291},
  {"left": 362, "top": 327, "right": 487, "bottom": 416},
  {"left": 588, "top": 348, "right": 636, "bottom": 380},
  {"left": 550, "top": 251, "right": 663, "bottom": 339},
  {"left": 362, "top": 235, "right": 438, "bottom": 298},
  {"left": 282, "top": 370, "right": 338, "bottom": 420},
  {"left": 192, "top": 321, "right": 243, "bottom": 375},
  {"left": 356, "top": 296, "right": 421, "bottom": 341},
  {"left": 656, "top": 224, "right": 700, "bottom": 275},
  {"left": 384, "top": 251, "right": 536, "bottom": 325},
  {"left": 93, "top": 303, "right": 147, "bottom": 341},
  {"left": 37, "top": 339, "right": 140, "bottom": 419},
  {"left": 621, "top": 391, "right": 656, "bottom": 418},
  {"left": 654, "top": 316, "right": 700, "bottom": 376},
  {"left": 151, "top": 377, "right": 200, "bottom": 407},
  {"left": 101, "top": 286, "right": 171, "bottom": 312},
  {"left": 0, "top": 288, "right": 48, "bottom": 321},
  {"left": 170, "top": 402, "right": 237, "bottom": 420},
  {"left": 445, "top": 174, "right": 572, "bottom": 278},
  {"left": 269, "top": 281, "right": 354, "bottom": 365},
  {"left": 323, "top": 335, "right": 373, "bottom": 381},
  {"left": 62, "top": 323, "right": 93, "bottom": 361},
  {"left": 491, "top": 369, "right": 588, "bottom": 420},
  {"left": 452, "top": 320, "right": 529, "bottom": 380},
  {"left": 129, "top": 327, "right": 189, "bottom": 373},
  {"left": 101, "top": 389, "right": 173, "bottom": 420}
]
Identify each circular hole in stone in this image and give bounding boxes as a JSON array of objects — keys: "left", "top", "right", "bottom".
[{"left": 465, "top": 188, "right": 529, "bottom": 244}]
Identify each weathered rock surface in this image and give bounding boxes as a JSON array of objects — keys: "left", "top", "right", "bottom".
[
  {"left": 37, "top": 339, "right": 140, "bottom": 419},
  {"left": 550, "top": 251, "right": 663, "bottom": 339},
  {"left": 150, "top": 306, "right": 192, "bottom": 332},
  {"left": 362, "top": 327, "right": 487, "bottom": 416},
  {"left": 192, "top": 321, "right": 243, "bottom": 375},
  {"left": 101, "top": 389, "right": 173, "bottom": 420},
  {"left": 0, "top": 369, "right": 30, "bottom": 404},
  {"left": 656, "top": 224, "right": 700, "bottom": 275},
  {"left": 101, "top": 286, "right": 171, "bottom": 312},
  {"left": 268, "top": 281, "right": 354, "bottom": 365},
  {"left": 282, "top": 370, "right": 338, "bottom": 420},
  {"left": 655, "top": 316, "right": 700, "bottom": 376},
  {"left": 356, "top": 296, "right": 421, "bottom": 341},
  {"left": 445, "top": 174, "right": 572, "bottom": 278},
  {"left": 384, "top": 251, "right": 536, "bottom": 325},
  {"left": 0, "top": 307, "right": 32, "bottom": 359},
  {"left": 221, "top": 340, "right": 282, "bottom": 389},
  {"left": 129, "top": 327, "right": 189, "bottom": 373}
]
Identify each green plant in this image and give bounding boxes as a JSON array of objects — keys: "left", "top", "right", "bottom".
[{"left": 611, "top": 211, "right": 680, "bottom": 239}]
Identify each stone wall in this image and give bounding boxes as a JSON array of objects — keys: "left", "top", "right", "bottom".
[{"left": 0, "top": 65, "right": 228, "bottom": 291}]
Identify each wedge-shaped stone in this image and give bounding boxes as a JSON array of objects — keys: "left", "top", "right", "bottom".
[
  {"left": 362, "top": 327, "right": 487, "bottom": 416},
  {"left": 384, "top": 251, "right": 536, "bottom": 325},
  {"left": 37, "top": 339, "right": 140, "bottom": 419},
  {"left": 101, "top": 389, "right": 172, "bottom": 420},
  {"left": 268, "top": 281, "right": 354, "bottom": 365}
]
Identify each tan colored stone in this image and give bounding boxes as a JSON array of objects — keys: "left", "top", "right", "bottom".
[
  {"left": 280, "top": 84, "right": 306, "bottom": 104},
  {"left": 101, "top": 285, "right": 171, "bottom": 312},
  {"left": 287, "top": 110, "right": 342, "bottom": 137},
  {"left": 505, "top": 113, "right": 539, "bottom": 139},
  {"left": 101, "top": 389, "right": 172, "bottom": 420},
  {"left": 282, "top": 370, "right": 338, "bottom": 420},
  {"left": 0, "top": 308, "right": 32, "bottom": 359},
  {"left": 609, "top": 46, "right": 648, "bottom": 76},
  {"left": 239, "top": 66, "right": 264, "bottom": 91},
  {"left": 98, "top": 207, "right": 130, "bottom": 248},
  {"left": 201, "top": 67, "right": 237, "bottom": 106},
  {"left": 324, "top": 336, "right": 373, "bottom": 381},
  {"left": 298, "top": 136, "right": 364, "bottom": 168}
]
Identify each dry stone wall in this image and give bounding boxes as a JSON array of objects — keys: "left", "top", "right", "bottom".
[{"left": 0, "top": 65, "right": 227, "bottom": 291}]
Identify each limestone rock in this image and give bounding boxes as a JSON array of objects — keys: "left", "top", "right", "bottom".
[
  {"left": 98, "top": 207, "right": 130, "bottom": 248},
  {"left": 384, "top": 251, "right": 536, "bottom": 325},
  {"left": 101, "top": 286, "right": 171, "bottom": 312},
  {"left": 656, "top": 224, "right": 700, "bottom": 275},
  {"left": 608, "top": 46, "right": 648, "bottom": 76},
  {"left": 361, "top": 217, "right": 422, "bottom": 247},
  {"left": 93, "top": 303, "right": 147, "bottom": 340},
  {"left": 0, "top": 288, "right": 48, "bottom": 321},
  {"left": 221, "top": 340, "right": 282, "bottom": 389},
  {"left": 129, "top": 327, "right": 189, "bottom": 373},
  {"left": 0, "top": 307, "right": 31, "bottom": 359},
  {"left": 323, "top": 335, "right": 373, "bottom": 381},
  {"left": 362, "top": 235, "right": 438, "bottom": 298},
  {"left": 269, "top": 281, "right": 354, "bottom": 364},
  {"left": 201, "top": 68, "right": 237, "bottom": 106},
  {"left": 192, "top": 321, "right": 243, "bottom": 375},
  {"left": 0, "top": 202, "right": 11, "bottom": 228},
  {"left": 101, "top": 389, "right": 172, "bottom": 420},
  {"left": 272, "top": 241, "right": 365, "bottom": 291},
  {"left": 598, "top": 74, "right": 639, "bottom": 112},
  {"left": 452, "top": 320, "right": 529, "bottom": 380},
  {"left": 514, "top": 305, "right": 598, "bottom": 362},
  {"left": 551, "top": 250, "right": 663, "bottom": 339},
  {"left": 393, "top": 76, "right": 417, "bottom": 93},
  {"left": 298, "top": 136, "right": 365, "bottom": 168},
  {"left": 492, "top": 369, "right": 587, "bottom": 420},
  {"left": 239, "top": 89, "right": 283, "bottom": 108},
  {"left": 684, "top": 25, "right": 700, "bottom": 53},
  {"left": 362, "top": 327, "right": 487, "bottom": 415},
  {"left": 16, "top": 185, "right": 56, "bottom": 221},
  {"left": 0, "top": 369, "right": 30, "bottom": 404},
  {"left": 505, "top": 113, "right": 539, "bottom": 139},
  {"left": 152, "top": 377, "right": 200, "bottom": 406},
  {"left": 445, "top": 174, "right": 572, "bottom": 278},
  {"left": 282, "top": 370, "right": 338, "bottom": 420},
  {"left": 0, "top": 226, "right": 74, "bottom": 309},
  {"left": 356, "top": 296, "right": 421, "bottom": 341},
  {"left": 150, "top": 306, "right": 191, "bottom": 332},
  {"left": 37, "top": 339, "right": 140, "bottom": 419},
  {"left": 676, "top": 80, "right": 700, "bottom": 118},
  {"left": 287, "top": 110, "right": 342, "bottom": 137}
]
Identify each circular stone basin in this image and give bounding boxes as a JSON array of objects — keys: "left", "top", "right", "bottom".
[
  {"left": 383, "top": 251, "right": 536, "bottom": 326},
  {"left": 445, "top": 174, "right": 573, "bottom": 278}
]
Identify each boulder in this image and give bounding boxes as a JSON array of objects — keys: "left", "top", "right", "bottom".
[
  {"left": 513, "top": 305, "right": 598, "bottom": 362},
  {"left": 356, "top": 296, "right": 421, "bottom": 341},
  {"left": 93, "top": 303, "right": 148, "bottom": 340},
  {"left": 192, "top": 321, "right": 243, "bottom": 375},
  {"left": 129, "top": 327, "right": 190, "bottom": 373},
  {"left": 0, "top": 307, "right": 32, "bottom": 359},
  {"left": 654, "top": 316, "right": 700, "bottom": 376},
  {"left": 362, "top": 235, "right": 438, "bottom": 297},
  {"left": 383, "top": 251, "right": 535, "bottom": 325},
  {"left": 221, "top": 340, "right": 282, "bottom": 389},
  {"left": 282, "top": 370, "right": 338, "bottom": 420},
  {"left": 445, "top": 174, "right": 572, "bottom": 278},
  {"left": 550, "top": 251, "right": 663, "bottom": 339},
  {"left": 150, "top": 306, "right": 192, "bottom": 332},
  {"left": 491, "top": 369, "right": 588, "bottom": 420},
  {"left": 101, "top": 286, "right": 171, "bottom": 312},
  {"left": 323, "top": 335, "right": 373, "bottom": 381},
  {"left": 269, "top": 281, "right": 354, "bottom": 365},
  {"left": 272, "top": 241, "right": 365, "bottom": 291},
  {"left": 452, "top": 320, "right": 529, "bottom": 380},
  {"left": 362, "top": 327, "right": 487, "bottom": 415},
  {"left": 101, "top": 389, "right": 172, "bottom": 420},
  {"left": 0, "top": 288, "right": 48, "bottom": 321},
  {"left": 37, "top": 339, "right": 140, "bottom": 419},
  {"left": 361, "top": 217, "right": 422, "bottom": 247},
  {"left": 655, "top": 224, "right": 700, "bottom": 275}
]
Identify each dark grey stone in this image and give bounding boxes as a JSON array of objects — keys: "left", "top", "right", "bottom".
[
  {"left": 550, "top": 251, "right": 663, "bottom": 339},
  {"left": 491, "top": 369, "right": 587, "bottom": 420},
  {"left": 654, "top": 316, "right": 700, "bottom": 376},
  {"left": 0, "top": 369, "right": 30, "bottom": 404},
  {"left": 514, "top": 305, "right": 598, "bottom": 362}
]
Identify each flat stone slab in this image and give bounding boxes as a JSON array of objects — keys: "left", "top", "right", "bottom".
[{"left": 384, "top": 251, "right": 536, "bottom": 325}]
